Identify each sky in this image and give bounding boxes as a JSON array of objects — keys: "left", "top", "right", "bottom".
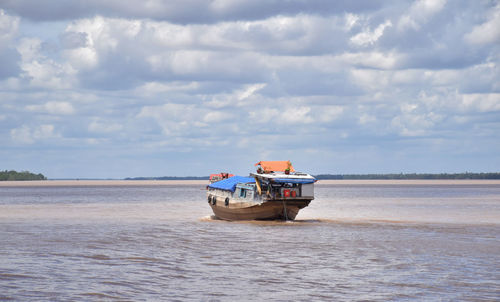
[{"left": 0, "top": 0, "right": 499, "bottom": 179}]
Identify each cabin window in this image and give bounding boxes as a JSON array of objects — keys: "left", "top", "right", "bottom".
[{"left": 239, "top": 188, "right": 247, "bottom": 198}]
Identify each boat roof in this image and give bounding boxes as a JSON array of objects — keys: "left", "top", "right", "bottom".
[
  {"left": 208, "top": 176, "right": 255, "bottom": 192},
  {"left": 255, "top": 161, "right": 295, "bottom": 172},
  {"left": 250, "top": 172, "right": 316, "bottom": 181}
]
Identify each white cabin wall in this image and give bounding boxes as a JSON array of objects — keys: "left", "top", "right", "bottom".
[{"left": 301, "top": 184, "right": 314, "bottom": 197}]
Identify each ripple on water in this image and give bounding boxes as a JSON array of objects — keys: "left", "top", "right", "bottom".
[{"left": 0, "top": 183, "right": 498, "bottom": 300}]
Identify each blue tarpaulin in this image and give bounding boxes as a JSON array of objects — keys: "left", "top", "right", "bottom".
[
  {"left": 272, "top": 178, "right": 315, "bottom": 184},
  {"left": 208, "top": 176, "right": 255, "bottom": 192}
]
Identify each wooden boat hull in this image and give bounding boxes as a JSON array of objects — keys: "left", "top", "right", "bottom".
[{"left": 209, "top": 199, "right": 311, "bottom": 221}]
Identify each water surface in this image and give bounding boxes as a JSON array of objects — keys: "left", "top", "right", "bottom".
[{"left": 1, "top": 183, "right": 499, "bottom": 301}]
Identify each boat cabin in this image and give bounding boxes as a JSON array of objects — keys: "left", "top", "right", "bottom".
[
  {"left": 235, "top": 183, "right": 256, "bottom": 200},
  {"left": 252, "top": 173, "right": 315, "bottom": 200}
]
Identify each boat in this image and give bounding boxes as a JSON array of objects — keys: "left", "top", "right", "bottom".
[
  {"left": 206, "top": 161, "right": 316, "bottom": 220},
  {"left": 209, "top": 173, "right": 234, "bottom": 183}
]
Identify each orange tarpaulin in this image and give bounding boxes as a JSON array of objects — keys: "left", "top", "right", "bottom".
[{"left": 255, "top": 161, "right": 295, "bottom": 172}]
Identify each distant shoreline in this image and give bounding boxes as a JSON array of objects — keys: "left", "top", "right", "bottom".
[
  {"left": 2, "top": 172, "right": 498, "bottom": 183},
  {"left": 1, "top": 179, "right": 500, "bottom": 187}
]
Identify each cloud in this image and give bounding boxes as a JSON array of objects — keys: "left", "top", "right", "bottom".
[
  {"left": 206, "top": 84, "right": 266, "bottom": 108},
  {"left": 41, "top": 13, "right": 368, "bottom": 90},
  {"left": 397, "top": 0, "right": 447, "bottom": 31},
  {"left": 88, "top": 119, "right": 123, "bottom": 133},
  {"left": 0, "top": 1, "right": 499, "bottom": 177},
  {"left": 0, "top": 46, "right": 20, "bottom": 79},
  {"left": 316, "top": 105, "right": 344, "bottom": 123},
  {"left": 390, "top": 102, "right": 443, "bottom": 137},
  {"left": 464, "top": 3, "right": 500, "bottom": 45},
  {"left": 137, "top": 103, "right": 212, "bottom": 137},
  {"left": 342, "top": 51, "right": 400, "bottom": 69},
  {"left": 279, "top": 106, "right": 313, "bottom": 124},
  {"left": 350, "top": 20, "right": 392, "bottom": 46},
  {"left": 10, "top": 124, "right": 59, "bottom": 144},
  {"left": 59, "top": 31, "right": 89, "bottom": 49},
  {"left": 16, "top": 37, "right": 76, "bottom": 89},
  {"left": 0, "top": 9, "right": 19, "bottom": 45},
  {"left": 26, "top": 101, "right": 75, "bottom": 115},
  {"left": 2, "top": 0, "right": 384, "bottom": 23},
  {"left": 461, "top": 93, "right": 500, "bottom": 113},
  {"left": 0, "top": 10, "right": 21, "bottom": 78}
]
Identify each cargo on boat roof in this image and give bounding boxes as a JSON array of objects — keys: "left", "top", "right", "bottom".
[{"left": 255, "top": 161, "right": 295, "bottom": 173}]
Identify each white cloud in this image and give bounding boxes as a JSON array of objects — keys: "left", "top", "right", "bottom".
[
  {"left": 88, "top": 120, "right": 123, "bottom": 133},
  {"left": 350, "top": 20, "right": 392, "bottom": 47},
  {"left": 138, "top": 103, "right": 211, "bottom": 136},
  {"left": 10, "top": 124, "right": 59, "bottom": 144},
  {"left": 461, "top": 93, "right": 500, "bottom": 113},
  {"left": 16, "top": 38, "right": 42, "bottom": 62},
  {"left": 341, "top": 51, "right": 400, "bottom": 69},
  {"left": 344, "top": 13, "right": 359, "bottom": 31},
  {"left": 315, "top": 105, "right": 344, "bottom": 123},
  {"left": 54, "top": 13, "right": 350, "bottom": 87},
  {"left": 248, "top": 107, "right": 280, "bottom": 123},
  {"left": 62, "top": 47, "right": 98, "bottom": 71},
  {"left": 398, "top": 0, "right": 447, "bottom": 31},
  {"left": 248, "top": 103, "right": 342, "bottom": 126},
  {"left": 17, "top": 38, "right": 75, "bottom": 89},
  {"left": 0, "top": 1, "right": 499, "bottom": 177},
  {"left": 464, "top": 4, "right": 500, "bottom": 45},
  {"left": 10, "top": 125, "right": 33, "bottom": 144},
  {"left": 146, "top": 21, "right": 195, "bottom": 48},
  {"left": 134, "top": 81, "right": 200, "bottom": 96},
  {"left": 202, "top": 111, "right": 231, "bottom": 123},
  {"left": 237, "top": 83, "right": 266, "bottom": 101},
  {"left": 358, "top": 113, "right": 376, "bottom": 125},
  {"left": 0, "top": 11, "right": 20, "bottom": 79},
  {"left": 26, "top": 101, "right": 75, "bottom": 115},
  {"left": 391, "top": 110, "right": 442, "bottom": 137},
  {"left": 279, "top": 106, "right": 313, "bottom": 124},
  {"left": 0, "top": 9, "right": 19, "bottom": 47},
  {"left": 350, "top": 69, "right": 390, "bottom": 91},
  {"left": 66, "top": 16, "right": 122, "bottom": 51},
  {"left": 207, "top": 83, "right": 266, "bottom": 108}
]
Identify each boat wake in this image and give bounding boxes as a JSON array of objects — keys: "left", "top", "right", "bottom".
[
  {"left": 198, "top": 215, "right": 222, "bottom": 222},
  {"left": 199, "top": 216, "right": 423, "bottom": 226},
  {"left": 199, "top": 216, "right": 324, "bottom": 225}
]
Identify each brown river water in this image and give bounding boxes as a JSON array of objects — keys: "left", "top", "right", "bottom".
[{"left": 0, "top": 181, "right": 499, "bottom": 301}]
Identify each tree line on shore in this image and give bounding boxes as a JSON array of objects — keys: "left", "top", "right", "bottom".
[
  {"left": 128, "top": 172, "right": 500, "bottom": 180},
  {"left": 314, "top": 172, "right": 500, "bottom": 180},
  {"left": 0, "top": 170, "right": 47, "bottom": 181},
  {"left": 3, "top": 171, "right": 499, "bottom": 181}
]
